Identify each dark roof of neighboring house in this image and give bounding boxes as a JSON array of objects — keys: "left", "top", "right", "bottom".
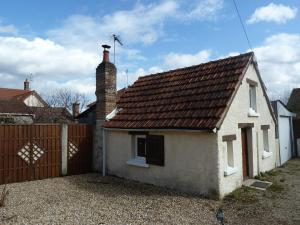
[
  {"left": 31, "top": 107, "right": 73, "bottom": 123},
  {"left": 0, "top": 100, "right": 33, "bottom": 114},
  {"left": 271, "top": 101, "right": 278, "bottom": 118},
  {"left": 76, "top": 88, "right": 127, "bottom": 119},
  {"left": 104, "top": 52, "right": 273, "bottom": 130},
  {"left": 287, "top": 88, "right": 300, "bottom": 116}
]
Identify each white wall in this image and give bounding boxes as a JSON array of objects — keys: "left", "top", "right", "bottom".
[
  {"left": 24, "top": 95, "right": 44, "bottom": 107},
  {"left": 217, "top": 63, "right": 277, "bottom": 197},
  {"left": 106, "top": 130, "right": 220, "bottom": 197}
]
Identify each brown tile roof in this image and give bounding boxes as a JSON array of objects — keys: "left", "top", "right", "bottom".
[
  {"left": 0, "top": 88, "right": 32, "bottom": 100},
  {"left": 0, "top": 100, "right": 33, "bottom": 114},
  {"left": 104, "top": 52, "right": 255, "bottom": 130}
]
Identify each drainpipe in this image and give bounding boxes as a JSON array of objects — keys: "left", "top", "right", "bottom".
[
  {"left": 256, "top": 131, "right": 260, "bottom": 175},
  {"left": 102, "top": 128, "right": 106, "bottom": 176}
]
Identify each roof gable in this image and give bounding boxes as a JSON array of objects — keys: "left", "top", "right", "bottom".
[{"left": 104, "top": 52, "right": 255, "bottom": 130}]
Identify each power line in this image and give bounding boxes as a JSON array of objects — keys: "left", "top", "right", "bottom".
[{"left": 232, "top": 0, "right": 253, "bottom": 51}]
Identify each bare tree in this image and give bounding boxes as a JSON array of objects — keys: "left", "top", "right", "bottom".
[{"left": 42, "top": 88, "right": 91, "bottom": 112}]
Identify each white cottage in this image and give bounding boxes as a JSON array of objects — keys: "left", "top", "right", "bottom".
[{"left": 102, "top": 52, "right": 278, "bottom": 198}]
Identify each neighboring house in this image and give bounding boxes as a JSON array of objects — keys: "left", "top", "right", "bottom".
[
  {"left": 271, "top": 100, "right": 296, "bottom": 165},
  {"left": 0, "top": 80, "right": 73, "bottom": 124},
  {"left": 287, "top": 88, "right": 300, "bottom": 156},
  {"left": 0, "top": 100, "right": 34, "bottom": 124},
  {"left": 94, "top": 48, "right": 278, "bottom": 199}
]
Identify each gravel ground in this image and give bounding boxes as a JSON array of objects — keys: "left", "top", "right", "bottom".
[{"left": 0, "top": 159, "right": 299, "bottom": 225}]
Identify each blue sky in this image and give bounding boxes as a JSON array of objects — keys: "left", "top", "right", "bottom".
[{"left": 0, "top": 0, "right": 299, "bottom": 101}]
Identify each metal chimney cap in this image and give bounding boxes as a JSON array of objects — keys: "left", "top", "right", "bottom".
[{"left": 102, "top": 44, "right": 111, "bottom": 50}]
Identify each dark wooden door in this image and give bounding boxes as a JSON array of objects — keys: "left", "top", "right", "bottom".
[
  {"left": 241, "top": 128, "right": 249, "bottom": 179},
  {"left": 67, "top": 124, "right": 93, "bottom": 175}
]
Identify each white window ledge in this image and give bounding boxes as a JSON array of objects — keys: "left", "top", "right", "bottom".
[
  {"left": 126, "top": 158, "right": 149, "bottom": 168},
  {"left": 262, "top": 151, "right": 272, "bottom": 159},
  {"left": 224, "top": 166, "right": 238, "bottom": 176},
  {"left": 248, "top": 108, "right": 260, "bottom": 117}
]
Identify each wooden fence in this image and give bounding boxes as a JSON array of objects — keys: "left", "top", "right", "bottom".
[
  {"left": 0, "top": 124, "right": 93, "bottom": 185},
  {"left": 67, "top": 124, "right": 93, "bottom": 175}
]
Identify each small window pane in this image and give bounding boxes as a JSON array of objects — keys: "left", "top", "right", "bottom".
[
  {"left": 227, "top": 141, "right": 234, "bottom": 167},
  {"left": 249, "top": 85, "right": 257, "bottom": 111},
  {"left": 263, "top": 129, "right": 269, "bottom": 152},
  {"left": 137, "top": 138, "right": 146, "bottom": 157}
]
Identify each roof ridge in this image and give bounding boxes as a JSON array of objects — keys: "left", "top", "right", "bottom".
[{"left": 136, "top": 52, "right": 254, "bottom": 81}]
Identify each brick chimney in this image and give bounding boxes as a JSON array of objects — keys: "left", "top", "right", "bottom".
[
  {"left": 93, "top": 44, "right": 117, "bottom": 172},
  {"left": 24, "top": 78, "right": 30, "bottom": 90},
  {"left": 95, "top": 44, "right": 117, "bottom": 120},
  {"left": 72, "top": 102, "right": 80, "bottom": 118}
]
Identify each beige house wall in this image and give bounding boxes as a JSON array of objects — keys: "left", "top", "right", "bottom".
[
  {"left": 217, "top": 63, "right": 278, "bottom": 197},
  {"left": 105, "top": 130, "right": 220, "bottom": 197},
  {"left": 24, "top": 95, "right": 44, "bottom": 107}
]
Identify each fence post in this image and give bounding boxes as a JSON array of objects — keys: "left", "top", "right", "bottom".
[{"left": 61, "top": 123, "right": 68, "bottom": 176}]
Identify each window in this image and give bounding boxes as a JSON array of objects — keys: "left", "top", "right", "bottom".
[
  {"left": 222, "top": 135, "right": 237, "bottom": 176},
  {"left": 136, "top": 136, "right": 146, "bottom": 159},
  {"left": 227, "top": 141, "right": 234, "bottom": 168},
  {"left": 261, "top": 125, "right": 272, "bottom": 159},
  {"left": 263, "top": 129, "right": 269, "bottom": 152},
  {"left": 247, "top": 78, "right": 259, "bottom": 117},
  {"left": 249, "top": 85, "right": 257, "bottom": 112},
  {"left": 127, "top": 134, "right": 165, "bottom": 167}
]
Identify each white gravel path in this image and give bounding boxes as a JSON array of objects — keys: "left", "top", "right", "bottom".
[
  {"left": 1, "top": 159, "right": 299, "bottom": 225},
  {"left": 0, "top": 174, "right": 220, "bottom": 225}
]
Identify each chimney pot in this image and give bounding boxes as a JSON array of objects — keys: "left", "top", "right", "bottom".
[
  {"left": 102, "top": 44, "right": 111, "bottom": 62},
  {"left": 24, "top": 78, "right": 30, "bottom": 90}
]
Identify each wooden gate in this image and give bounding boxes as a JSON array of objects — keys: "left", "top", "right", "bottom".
[
  {"left": 67, "top": 124, "right": 93, "bottom": 175},
  {"left": 0, "top": 125, "right": 61, "bottom": 185}
]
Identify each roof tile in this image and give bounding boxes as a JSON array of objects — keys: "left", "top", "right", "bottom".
[{"left": 104, "top": 52, "right": 253, "bottom": 130}]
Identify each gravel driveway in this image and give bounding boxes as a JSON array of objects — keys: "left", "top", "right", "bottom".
[{"left": 0, "top": 159, "right": 299, "bottom": 225}]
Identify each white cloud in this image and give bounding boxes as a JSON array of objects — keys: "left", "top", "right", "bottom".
[
  {"left": 253, "top": 33, "right": 300, "bottom": 97},
  {"left": 247, "top": 3, "right": 297, "bottom": 24},
  {"left": 185, "top": 0, "right": 224, "bottom": 20},
  {"left": 164, "top": 50, "right": 211, "bottom": 69},
  {"left": 0, "top": 21, "right": 18, "bottom": 34},
  {"left": 0, "top": 36, "right": 98, "bottom": 95},
  {"left": 0, "top": 0, "right": 225, "bottom": 97},
  {"left": 47, "top": 1, "right": 179, "bottom": 48},
  {"left": 48, "top": 0, "right": 224, "bottom": 47}
]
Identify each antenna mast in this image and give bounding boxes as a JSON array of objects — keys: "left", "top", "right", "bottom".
[{"left": 112, "top": 34, "right": 123, "bottom": 64}]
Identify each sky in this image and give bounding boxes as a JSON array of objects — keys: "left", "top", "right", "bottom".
[{"left": 0, "top": 0, "right": 299, "bottom": 101}]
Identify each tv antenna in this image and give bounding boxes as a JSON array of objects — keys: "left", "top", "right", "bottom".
[
  {"left": 112, "top": 34, "right": 123, "bottom": 64},
  {"left": 29, "top": 73, "right": 33, "bottom": 82}
]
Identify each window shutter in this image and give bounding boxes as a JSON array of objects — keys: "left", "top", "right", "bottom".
[{"left": 146, "top": 135, "right": 164, "bottom": 166}]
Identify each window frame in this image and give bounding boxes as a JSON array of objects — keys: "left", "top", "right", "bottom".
[
  {"left": 222, "top": 134, "right": 237, "bottom": 176},
  {"left": 249, "top": 84, "right": 257, "bottom": 112},
  {"left": 261, "top": 125, "right": 272, "bottom": 159},
  {"left": 263, "top": 129, "right": 269, "bottom": 152},
  {"left": 135, "top": 135, "right": 146, "bottom": 161}
]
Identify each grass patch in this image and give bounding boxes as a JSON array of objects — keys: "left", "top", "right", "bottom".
[
  {"left": 268, "top": 182, "right": 284, "bottom": 193},
  {"left": 255, "top": 169, "right": 281, "bottom": 182},
  {"left": 224, "top": 187, "right": 258, "bottom": 204}
]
